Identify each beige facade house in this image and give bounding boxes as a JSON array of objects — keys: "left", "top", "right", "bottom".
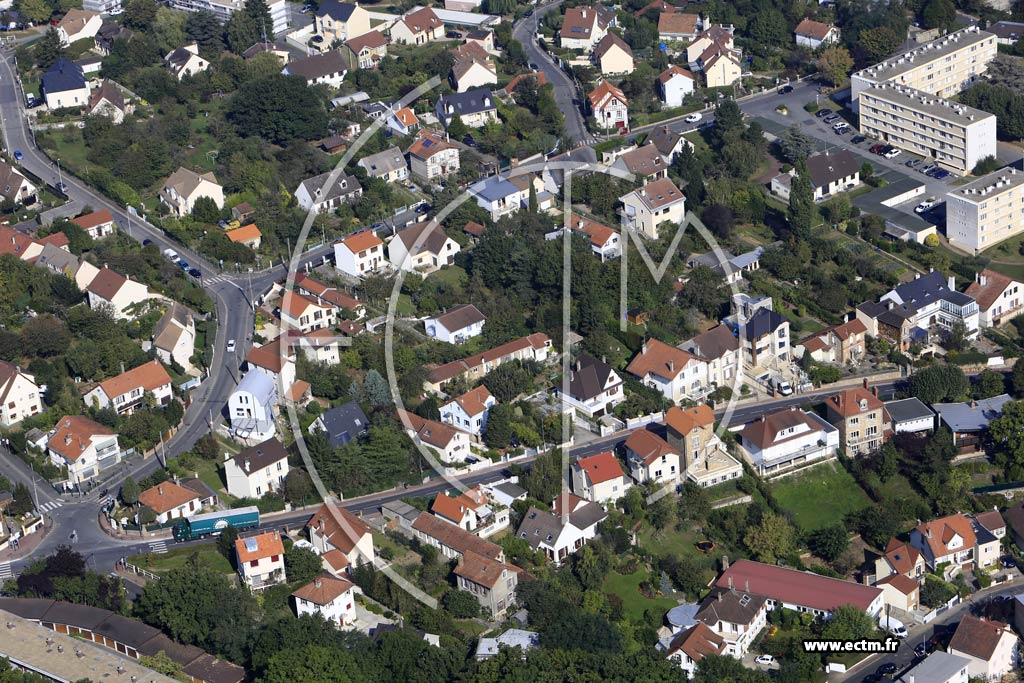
[
  {"left": 592, "top": 32, "right": 634, "bottom": 75},
  {"left": 46, "top": 415, "right": 120, "bottom": 484},
  {"left": 665, "top": 404, "right": 742, "bottom": 487},
  {"left": 454, "top": 551, "right": 520, "bottom": 617},
  {"left": 235, "top": 531, "right": 286, "bottom": 591},
  {"left": 314, "top": 0, "right": 371, "bottom": 45},
  {"left": 658, "top": 11, "right": 700, "bottom": 44},
  {"left": 571, "top": 451, "right": 629, "bottom": 504},
  {"left": 450, "top": 42, "right": 497, "bottom": 92},
  {"left": 948, "top": 615, "right": 1019, "bottom": 681},
  {"left": 875, "top": 573, "right": 920, "bottom": 613},
  {"left": 947, "top": 167, "right": 1024, "bottom": 255},
  {"left": 138, "top": 481, "right": 202, "bottom": 525},
  {"left": 152, "top": 302, "right": 195, "bottom": 370},
  {"left": 408, "top": 132, "right": 460, "bottom": 181},
  {"left": 84, "top": 360, "right": 173, "bottom": 415},
  {"left": 824, "top": 382, "right": 891, "bottom": 455},
  {"left": 0, "top": 360, "right": 43, "bottom": 427},
  {"left": 225, "top": 437, "right": 290, "bottom": 499},
  {"left": 390, "top": 7, "right": 445, "bottom": 45},
  {"left": 85, "top": 267, "right": 156, "bottom": 320},
  {"left": 398, "top": 409, "right": 472, "bottom": 463},
  {"left": 344, "top": 30, "right": 387, "bottom": 69},
  {"left": 87, "top": 80, "right": 131, "bottom": 123},
  {"left": 57, "top": 9, "right": 102, "bottom": 47},
  {"left": 619, "top": 177, "right": 686, "bottom": 240},
  {"left": 159, "top": 167, "right": 224, "bottom": 216},
  {"left": 701, "top": 48, "right": 742, "bottom": 88},
  {"left": 685, "top": 24, "right": 735, "bottom": 64},
  {"left": 0, "top": 163, "right": 37, "bottom": 206},
  {"left": 909, "top": 512, "right": 1002, "bottom": 573},
  {"left": 797, "top": 318, "right": 867, "bottom": 365},
  {"left": 626, "top": 339, "right": 707, "bottom": 403},
  {"left": 387, "top": 221, "right": 461, "bottom": 274},
  {"left": 624, "top": 429, "right": 681, "bottom": 485},
  {"left": 307, "top": 502, "right": 375, "bottom": 568}
]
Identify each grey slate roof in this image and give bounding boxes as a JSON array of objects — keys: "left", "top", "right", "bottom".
[
  {"left": 805, "top": 149, "right": 859, "bottom": 190},
  {"left": 680, "top": 325, "right": 738, "bottom": 361},
  {"left": 567, "top": 354, "right": 616, "bottom": 402},
  {"left": 896, "top": 651, "right": 970, "bottom": 683},
  {"left": 437, "top": 88, "right": 496, "bottom": 118},
  {"left": 41, "top": 59, "right": 85, "bottom": 95},
  {"left": 517, "top": 506, "right": 564, "bottom": 550},
  {"left": 357, "top": 147, "right": 407, "bottom": 177},
  {"left": 934, "top": 394, "right": 1012, "bottom": 433},
  {"left": 317, "top": 0, "right": 359, "bottom": 20},
  {"left": 298, "top": 171, "right": 362, "bottom": 205},
  {"left": 233, "top": 437, "right": 288, "bottom": 472},
  {"left": 317, "top": 400, "right": 369, "bottom": 447},
  {"left": 471, "top": 176, "right": 521, "bottom": 202},
  {"left": 888, "top": 271, "right": 976, "bottom": 311},
  {"left": 744, "top": 308, "right": 786, "bottom": 340},
  {"left": 884, "top": 397, "right": 934, "bottom": 425}
]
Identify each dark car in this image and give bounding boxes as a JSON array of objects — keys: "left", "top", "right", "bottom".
[
  {"left": 876, "top": 662, "right": 898, "bottom": 676},
  {"left": 1002, "top": 556, "right": 1016, "bottom": 568},
  {"left": 189, "top": 268, "right": 201, "bottom": 278},
  {"left": 524, "top": 8, "right": 533, "bottom": 15},
  {"left": 779, "top": 84, "right": 793, "bottom": 94},
  {"left": 446, "top": 31, "right": 460, "bottom": 38},
  {"left": 529, "top": 62, "right": 540, "bottom": 71},
  {"left": 932, "top": 169, "right": 951, "bottom": 180},
  {"left": 862, "top": 675, "right": 881, "bottom": 683},
  {"left": 815, "top": 109, "right": 830, "bottom": 118},
  {"left": 851, "top": 135, "right": 866, "bottom": 144},
  {"left": 823, "top": 114, "right": 840, "bottom": 123},
  {"left": 12, "top": 150, "right": 22, "bottom": 161},
  {"left": 142, "top": 239, "right": 153, "bottom": 246},
  {"left": 870, "top": 144, "right": 886, "bottom": 154}
]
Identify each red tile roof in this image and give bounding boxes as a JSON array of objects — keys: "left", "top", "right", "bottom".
[
  {"left": 716, "top": 559, "right": 881, "bottom": 612},
  {"left": 658, "top": 12, "right": 699, "bottom": 36},
  {"left": 876, "top": 572, "right": 918, "bottom": 596},
  {"left": 965, "top": 269, "right": 1018, "bottom": 311},
  {"left": 226, "top": 223, "right": 261, "bottom": 244},
  {"left": 916, "top": 514, "right": 977, "bottom": 561},
  {"left": 665, "top": 404, "right": 714, "bottom": 436},
  {"left": 658, "top": 63, "right": 695, "bottom": 83},
  {"left": 449, "top": 385, "right": 494, "bottom": 417},
  {"left": 567, "top": 212, "right": 617, "bottom": 248},
  {"left": 575, "top": 451, "right": 624, "bottom": 485},
  {"left": 71, "top": 209, "right": 114, "bottom": 231},
  {"left": 306, "top": 503, "right": 372, "bottom": 556},
  {"left": 795, "top": 17, "right": 835, "bottom": 40},
  {"left": 588, "top": 80, "right": 627, "bottom": 109},
  {"left": 339, "top": 231, "right": 382, "bottom": 253},
  {"left": 47, "top": 415, "right": 114, "bottom": 462},
  {"left": 234, "top": 531, "right": 283, "bottom": 563},
  {"left": 949, "top": 616, "right": 1013, "bottom": 662},
  {"left": 666, "top": 622, "right": 726, "bottom": 662},
  {"left": 98, "top": 360, "right": 171, "bottom": 399},
  {"left": 291, "top": 574, "right": 354, "bottom": 605},
  {"left": 139, "top": 481, "right": 200, "bottom": 515},
  {"left": 626, "top": 338, "right": 701, "bottom": 381},
  {"left": 624, "top": 429, "right": 678, "bottom": 466},
  {"left": 826, "top": 385, "right": 884, "bottom": 418}
]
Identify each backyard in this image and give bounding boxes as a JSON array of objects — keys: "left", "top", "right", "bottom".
[
  {"left": 601, "top": 567, "right": 678, "bottom": 622},
  {"left": 128, "top": 544, "right": 234, "bottom": 577},
  {"left": 771, "top": 462, "right": 872, "bottom": 532}
]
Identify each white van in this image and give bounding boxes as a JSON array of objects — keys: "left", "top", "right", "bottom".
[
  {"left": 163, "top": 248, "right": 179, "bottom": 262},
  {"left": 879, "top": 615, "right": 908, "bottom": 638}
]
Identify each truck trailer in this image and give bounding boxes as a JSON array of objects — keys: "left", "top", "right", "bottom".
[{"left": 172, "top": 506, "right": 260, "bottom": 542}]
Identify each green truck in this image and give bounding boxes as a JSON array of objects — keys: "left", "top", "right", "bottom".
[{"left": 172, "top": 506, "right": 260, "bottom": 542}]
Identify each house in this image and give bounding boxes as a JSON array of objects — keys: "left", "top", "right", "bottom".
[
  {"left": 295, "top": 171, "right": 363, "bottom": 214},
  {"left": 737, "top": 407, "right": 840, "bottom": 476},
  {"left": 874, "top": 536, "right": 927, "bottom": 583},
  {"left": 283, "top": 50, "right": 348, "bottom": 87},
  {"left": 679, "top": 325, "right": 740, "bottom": 390},
  {"left": 805, "top": 149, "right": 861, "bottom": 200},
  {"left": 41, "top": 59, "right": 88, "bottom": 110},
  {"left": 664, "top": 404, "right": 742, "bottom": 487},
  {"left": 228, "top": 369, "right": 278, "bottom": 440},
  {"left": 658, "top": 65, "right": 696, "bottom": 107},
  {"left": 159, "top": 167, "right": 224, "bottom": 217},
  {"left": 909, "top": 513, "right": 1002, "bottom": 574},
  {"left": 455, "top": 551, "right": 521, "bottom": 617},
  {"left": 593, "top": 32, "right": 634, "bottom": 75},
  {"left": 309, "top": 401, "right": 369, "bottom": 448},
  {"left": 556, "top": 354, "right": 624, "bottom": 418},
  {"left": 588, "top": 80, "right": 628, "bottom": 130},
  {"left": 274, "top": 328, "right": 343, "bottom": 365},
  {"left": 794, "top": 18, "right": 840, "bottom": 49},
  {"left": 235, "top": 531, "right": 286, "bottom": 591},
  {"left": 664, "top": 622, "right": 727, "bottom": 678},
  {"left": 658, "top": 12, "right": 701, "bottom": 43},
  {"left": 694, "top": 587, "right": 769, "bottom": 657},
  {"left": 876, "top": 271, "right": 980, "bottom": 344},
  {"left": 152, "top": 303, "right": 195, "bottom": 370},
  {"left": 425, "top": 304, "right": 486, "bottom": 344},
  {"left": 619, "top": 177, "right": 686, "bottom": 240},
  {"left": 501, "top": 71, "right": 548, "bottom": 99},
  {"left": 85, "top": 268, "right": 155, "bottom": 319},
  {"left": 875, "top": 572, "right": 920, "bottom": 612},
  {"left": 610, "top": 143, "right": 669, "bottom": 181},
  {"left": 46, "top": 415, "right": 120, "bottom": 484},
  {"left": 465, "top": 29, "right": 494, "bottom": 51},
  {"left": 56, "top": 9, "right": 102, "bottom": 47},
  {"left": 385, "top": 107, "right": 420, "bottom": 136},
  {"left": 242, "top": 40, "right": 291, "bottom": 64},
  {"left": 885, "top": 397, "right": 934, "bottom": 434},
  {"left": 357, "top": 147, "right": 408, "bottom": 184},
  {"left": 87, "top": 80, "right": 129, "bottom": 123},
  {"left": 987, "top": 20, "right": 1024, "bottom": 45},
  {"left": 292, "top": 574, "right": 356, "bottom": 627},
  {"left": 934, "top": 394, "right": 1012, "bottom": 451},
  {"left": 425, "top": 333, "right": 552, "bottom": 393},
  {"left": 232, "top": 202, "right": 256, "bottom": 223},
  {"left": 738, "top": 307, "right": 789, "bottom": 368},
  {"left": 626, "top": 338, "right": 707, "bottom": 403},
  {"left": 965, "top": 269, "right": 1024, "bottom": 328},
  {"left": 700, "top": 46, "right": 742, "bottom": 88},
  {"left": 333, "top": 231, "right": 386, "bottom": 280},
  {"left": 344, "top": 30, "right": 387, "bottom": 69},
  {"left": 475, "top": 629, "right": 539, "bottom": 660},
  {"left": 408, "top": 132, "right": 460, "bottom": 181},
  {"left": 796, "top": 318, "right": 867, "bottom": 365},
  {"left": 686, "top": 24, "right": 735, "bottom": 64},
  {"left": 164, "top": 44, "right": 210, "bottom": 80},
  {"left": 824, "top": 382, "right": 891, "bottom": 455},
  {"left": 85, "top": 360, "right": 173, "bottom": 415},
  {"left": 314, "top": 0, "right": 371, "bottom": 44},
  {"left": 280, "top": 291, "right": 335, "bottom": 334},
  {"left": 0, "top": 163, "right": 37, "bottom": 206},
  {"left": 567, "top": 213, "right": 620, "bottom": 261},
  {"left": 897, "top": 652, "right": 970, "bottom": 683},
  {"left": 138, "top": 481, "right": 201, "bottom": 525},
  {"left": 432, "top": 486, "right": 509, "bottom": 537},
  {"left": 390, "top": 7, "right": 445, "bottom": 45},
  {"left": 226, "top": 223, "right": 262, "bottom": 249},
  {"left": 94, "top": 20, "right": 132, "bottom": 56},
  {"left": 436, "top": 89, "right": 499, "bottom": 129},
  {"left": 559, "top": 5, "right": 613, "bottom": 51},
  {"left": 307, "top": 502, "right": 375, "bottom": 567},
  {"left": 224, "top": 437, "right": 289, "bottom": 499},
  {"left": 245, "top": 338, "right": 298, "bottom": 388},
  {"left": 716, "top": 558, "right": 884, "bottom": 618},
  {"left": 516, "top": 493, "right": 607, "bottom": 564},
  {"left": 948, "top": 615, "right": 1020, "bottom": 680},
  {"left": 624, "top": 429, "right": 681, "bottom": 486},
  {"left": 398, "top": 409, "right": 472, "bottom": 463},
  {"left": 412, "top": 510, "right": 506, "bottom": 562},
  {"left": 388, "top": 220, "right": 461, "bottom": 274},
  {"left": 71, "top": 209, "right": 116, "bottom": 238},
  {"left": 440, "top": 385, "right": 496, "bottom": 437},
  {"left": 0, "top": 361, "right": 43, "bottom": 427},
  {"left": 470, "top": 176, "right": 530, "bottom": 221},
  {"left": 571, "top": 451, "right": 629, "bottom": 503},
  {"left": 450, "top": 42, "right": 497, "bottom": 92}
]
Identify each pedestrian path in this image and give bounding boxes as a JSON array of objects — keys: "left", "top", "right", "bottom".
[
  {"left": 148, "top": 540, "right": 168, "bottom": 555},
  {"left": 97, "top": 493, "right": 112, "bottom": 508},
  {"left": 37, "top": 500, "right": 62, "bottom": 513},
  {"left": 0, "top": 562, "right": 12, "bottom": 579}
]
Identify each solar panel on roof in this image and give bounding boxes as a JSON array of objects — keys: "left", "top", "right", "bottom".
[
  {"left": 423, "top": 139, "right": 434, "bottom": 147},
  {"left": 244, "top": 538, "right": 259, "bottom": 552}
]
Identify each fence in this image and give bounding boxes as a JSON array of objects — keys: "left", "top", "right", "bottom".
[
  {"left": 121, "top": 562, "right": 160, "bottom": 582},
  {"left": 921, "top": 594, "right": 960, "bottom": 624}
]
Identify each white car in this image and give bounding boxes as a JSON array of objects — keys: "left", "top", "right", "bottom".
[
  {"left": 832, "top": 122, "right": 850, "bottom": 132},
  {"left": 915, "top": 198, "right": 937, "bottom": 213},
  {"left": 684, "top": 112, "right": 702, "bottom": 123},
  {"left": 755, "top": 655, "right": 775, "bottom": 666},
  {"left": 883, "top": 148, "right": 902, "bottom": 159},
  {"left": 226, "top": 339, "right": 236, "bottom": 353}
]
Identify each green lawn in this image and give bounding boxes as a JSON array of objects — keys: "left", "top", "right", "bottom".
[
  {"left": 128, "top": 544, "right": 234, "bottom": 576},
  {"left": 601, "top": 569, "right": 678, "bottom": 621},
  {"left": 771, "top": 462, "right": 872, "bottom": 532}
]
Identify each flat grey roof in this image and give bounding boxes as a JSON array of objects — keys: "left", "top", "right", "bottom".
[
  {"left": 885, "top": 397, "right": 934, "bottom": 423},
  {"left": 862, "top": 83, "right": 994, "bottom": 127},
  {"left": 950, "top": 167, "right": 1024, "bottom": 203},
  {"left": 854, "top": 26, "right": 994, "bottom": 84},
  {"left": 897, "top": 651, "right": 971, "bottom": 682}
]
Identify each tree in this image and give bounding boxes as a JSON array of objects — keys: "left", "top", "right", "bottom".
[
  {"left": 9, "top": 482, "right": 34, "bottom": 516},
  {"left": 1013, "top": 357, "right": 1024, "bottom": 397},
  {"left": 191, "top": 196, "right": 221, "bottom": 224},
  {"left": 989, "top": 400, "right": 1024, "bottom": 470},
  {"left": 817, "top": 47, "right": 854, "bottom": 86},
  {"left": 975, "top": 369, "right": 1006, "bottom": 399},
  {"left": 701, "top": 204, "right": 735, "bottom": 240},
  {"left": 743, "top": 512, "right": 795, "bottom": 564},
  {"left": 712, "top": 99, "right": 744, "bottom": 143},
  {"left": 363, "top": 369, "right": 391, "bottom": 408},
  {"left": 809, "top": 524, "right": 848, "bottom": 562},
  {"left": 227, "top": 74, "right": 328, "bottom": 144},
  {"left": 920, "top": 0, "right": 956, "bottom": 30},
  {"left": 483, "top": 403, "right": 513, "bottom": 448},
  {"left": 910, "top": 364, "right": 969, "bottom": 404},
  {"left": 442, "top": 589, "right": 481, "bottom": 618},
  {"left": 260, "top": 644, "right": 369, "bottom": 683},
  {"left": 119, "top": 477, "right": 140, "bottom": 507},
  {"left": 746, "top": 9, "right": 788, "bottom": 51},
  {"left": 695, "top": 655, "right": 771, "bottom": 683},
  {"left": 525, "top": 449, "right": 562, "bottom": 503},
  {"left": 283, "top": 469, "right": 313, "bottom": 504},
  {"left": 779, "top": 125, "right": 815, "bottom": 164},
  {"left": 186, "top": 10, "right": 226, "bottom": 55},
  {"left": 216, "top": 524, "right": 239, "bottom": 560},
  {"left": 787, "top": 160, "right": 816, "bottom": 240},
  {"left": 284, "top": 544, "right": 323, "bottom": 585},
  {"left": 18, "top": 0, "right": 52, "bottom": 25},
  {"left": 972, "top": 156, "right": 1001, "bottom": 176},
  {"left": 821, "top": 604, "right": 876, "bottom": 641},
  {"left": 124, "top": 0, "right": 160, "bottom": 30},
  {"left": 33, "top": 28, "right": 63, "bottom": 70},
  {"left": 681, "top": 265, "right": 727, "bottom": 318},
  {"left": 858, "top": 26, "right": 901, "bottom": 64}
]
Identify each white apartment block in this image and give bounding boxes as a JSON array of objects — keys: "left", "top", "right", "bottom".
[
  {"left": 169, "top": 0, "right": 288, "bottom": 34},
  {"left": 858, "top": 84, "right": 996, "bottom": 173},
  {"left": 947, "top": 167, "right": 1024, "bottom": 255},
  {"left": 851, "top": 26, "right": 997, "bottom": 106}
]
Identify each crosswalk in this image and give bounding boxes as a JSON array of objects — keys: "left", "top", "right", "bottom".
[
  {"left": 0, "top": 562, "right": 12, "bottom": 580},
  {"left": 97, "top": 494, "right": 112, "bottom": 508},
  {"left": 204, "top": 274, "right": 231, "bottom": 285},
  {"left": 37, "top": 501, "right": 62, "bottom": 513},
  {"left": 148, "top": 540, "right": 168, "bottom": 555}
]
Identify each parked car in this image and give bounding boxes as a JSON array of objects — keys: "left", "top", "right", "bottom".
[
  {"left": 524, "top": 8, "right": 533, "bottom": 15},
  {"left": 920, "top": 164, "right": 936, "bottom": 175},
  {"left": 882, "top": 147, "right": 901, "bottom": 159},
  {"left": 851, "top": 135, "right": 866, "bottom": 144},
  {"left": 179, "top": 261, "right": 189, "bottom": 271},
  {"left": 142, "top": 239, "right": 152, "bottom": 246},
  {"left": 188, "top": 268, "right": 201, "bottom": 278},
  {"left": 226, "top": 339, "right": 236, "bottom": 353},
  {"left": 529, "top": 62, "right": 539, "bottom": 71},
  {"left": 815, "top": 108, "right": 831, "bottom": 118},
  {"left": 915, "top": 197, "right": 937, "bottom": 213},
  {"left": 823, "top": 114, "right": 840, "bottom": 123},
  {"left": 754, "top": 655, "right": 775, "bottom": 666},
  {"left": 876, "top": 662, "right": 898, "bottom": 676},
  {"left": 1001, "top": 556, "right": 1016, "bottom": 568},
  {"left": 870, "top": 144, "right": 886, "bottom": 154},
  {"left": 12, "top": 150, "right": 22, "bottom": 160},
  {"left": 779, "top": 84, "right": 793, "bottom": 94},
  {"left": 931, "top": 168, "right": 951, "bottom": 180},
  {"left": 684, "top": 112, "right": 702, "bottom": 123},
  {"left": 905, "top": 158, "right": 922, "bottom": 168},
  {"left": 833, "top": 122, "right": 850, "bottom": 133}
]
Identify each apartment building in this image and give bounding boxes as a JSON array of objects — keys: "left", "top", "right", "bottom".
[
  {"left": 946, "top": 167, "right": 1024, "bottom": 255},
  {"left": 858, "top": 83, "right": 996, "bottom": 173},
  {"left": 170, "top": 0, "right": 288, "bottom": 34},
  {"left": 851, "top": 26, "right": 997, "bottom": 105}
]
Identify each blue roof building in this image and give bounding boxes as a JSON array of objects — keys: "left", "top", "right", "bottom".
[{"left": 41, "top": 59, "right": 87, "bottom": 110}]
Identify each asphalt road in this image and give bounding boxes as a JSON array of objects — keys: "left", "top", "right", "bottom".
[{"left": 511, "top": 1, "right": 594, "bottom": 146}]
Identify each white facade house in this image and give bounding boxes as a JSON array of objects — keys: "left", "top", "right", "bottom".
[
  {"left": 570, "top": 451, "right": 630, "bottom": 504},
  {"left": 41, "top": 60, "right": 89, "bottom": 110},
  {"left": 737, "top": 407, "right": 840, "bottom": 477},
  {"left": 588, "top": 81, "right": 628, "bottom": 130},
  {"left": 85, "top": 267, "right": 156, "bottom": 320},
  {"left": 236, "top": 531, "right": 286, "bottom": 591},
  {"left": 229, "top": 369, "right": 278, "bottom": 441},
  {"left": 152, "top": 303, "right": 195, "bottom": 370},
  {"left": 225, "top": 437, "right": 290, "bottom": 499},
  {"left": 164, "top": 44, "right": 210, "bottom": 80},
  {"left": 292, "top": 574, "right": 357, "bottom": 628},
  {"left": 424, "top": 304, "right": 486, "bottom": 344},
  {"left": 948, "top": 615, "right": 1019, "bottom": 682},
  {"left": 159, "top": 167, "right": 224, "bottom": 217},
  {"left": 624, "top": 429, "right": 681, "bottom": 486},
  {"left": 399, "top": 409, "right": 473, "bottom": 464},
  {"left": 794, "top": 18, "right": 840, "bottom": 49},
  {"left": 0, "top": 361, "right": 44, "bottom": 427},
  {"left": 965, "top": 269, "right": 1024, "bottom": 328},
  {"left": 626, "top": 338, "right": 709, "bottom": 404},
  {"left": 619, "top": 178, "right": 686, "bottom": 240},
  {"left": 46, "top": 415, "right": 120, "bottom": 485},
  {"left": 517, "top": 493, "right": 607, "bottom": 565},
  {"left": 84, "top": 360, "right": 173, "bottom": 415},
  {"left": 440, "top": 386, "right": 496, "bottom": 437},
  {"left": 295, "top": 172, "right": 363, "bottom": 215},
  {"left": 879, "top": 271, "right": 980, "bottom": 341},
  {"left": 334, "top": 230, "right": 385, "bottom": 278},
  {"left": 658, "top": 65, "right": 695, "bottom": 108},
  {"left": 388, "top": 221, "right": 461, "bottom": 274},
  {"left": 555, "top": 354, "right": 624, "bottom": 418},
  {"left": 138, "top": 481, "right": 202, "bottom": 525}
]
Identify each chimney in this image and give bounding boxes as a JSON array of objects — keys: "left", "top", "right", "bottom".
[
  {"left": 158, "top": 485, "right": 163, "bottom": 495},
  {"left": 744, "top": 579, "right": 749, "bottom": 593},
  {"left": 971, "top": 400, "right": 977, "bottom": 409},
  {"left": 727, "top": 576, "right": 733, "bottom": 590},
  {"left": 872, "top": 386, "right": 878, "bottom": 397},
  {"left": 721, "top": 555, "right": 729, "bottom": 571},
  {"left": 667, "top": 360, "right": 674, "bottom": 374},
  {"left": 314, "top": 577, "right": 322, "bottom": 588},
  {"left": 244, "top": 459, "right": 251, "bottom": 473},
  {"left": 948, "top": 275, "right": 955, "bottom": 290},
  {"left": 863, "top": 378, "right": 869, "bottom": 390}
]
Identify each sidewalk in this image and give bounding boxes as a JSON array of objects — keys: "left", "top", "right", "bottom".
[{"left": 0, "top": 518, "right": 52, "bottom": 562}]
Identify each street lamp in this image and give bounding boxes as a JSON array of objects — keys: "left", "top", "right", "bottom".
[{"left": 55, "top": 157, "right": 63, "bottom": 191}]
